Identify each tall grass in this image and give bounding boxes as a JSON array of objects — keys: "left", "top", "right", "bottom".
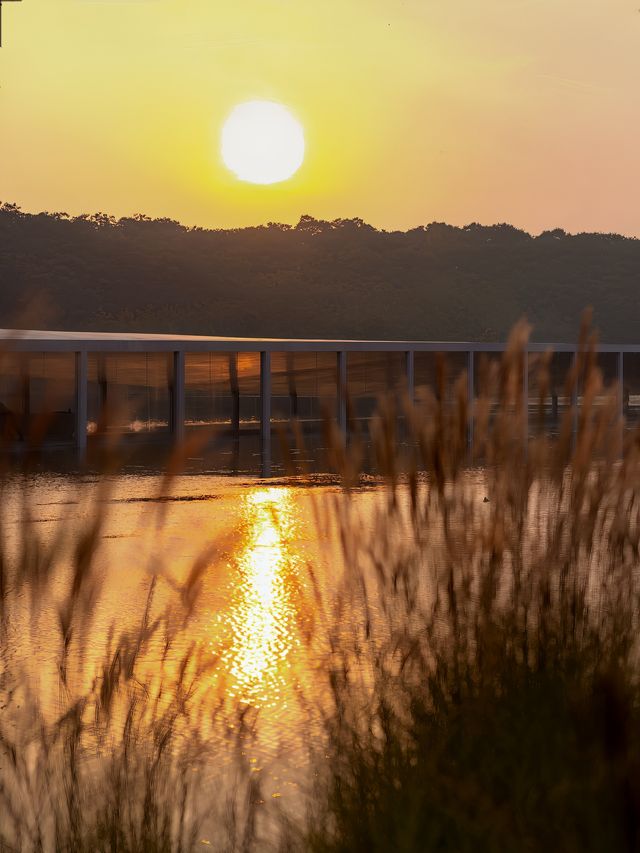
[
  {"left": 2, "top": 318, "right": 640, "bottom": 851},
  {"left": 294, "top": 317, "right": 640, "bottom": 852},
  {"left": 0, "top": 436, "right": 264, "bottom": 852}
]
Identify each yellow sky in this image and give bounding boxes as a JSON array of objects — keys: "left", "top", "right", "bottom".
[{"left": 1, "top": 0, "right": 639, "bottom": 235}]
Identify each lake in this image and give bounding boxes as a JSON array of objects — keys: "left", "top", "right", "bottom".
[{"left": 2, "top": 470, "right": 402, "bottom": 830}]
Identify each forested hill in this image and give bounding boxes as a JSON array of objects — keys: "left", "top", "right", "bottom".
[{"left": 1, "top": 204, "right": 639, "bottom": 343}]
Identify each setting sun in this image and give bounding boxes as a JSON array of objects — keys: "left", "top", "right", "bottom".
[{"left": 220, "top": 100, "right": 305, "bottom": 186}]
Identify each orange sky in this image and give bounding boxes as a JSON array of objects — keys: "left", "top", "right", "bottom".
[{"left": 1, "top": 0, "right": 639, "bottom": 235}]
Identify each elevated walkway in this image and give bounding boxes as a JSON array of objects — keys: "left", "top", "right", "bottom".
[{"left": 1, "top": 330, "right": 636, "bottom": 475}]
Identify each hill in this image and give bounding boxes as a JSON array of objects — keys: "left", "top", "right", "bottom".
[{"left": 1, "top": 204, "right": 639, "bottom": 342}]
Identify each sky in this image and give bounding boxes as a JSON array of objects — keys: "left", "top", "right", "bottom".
[{"left": 1, "top": 0, "right": 639, "bottom": 235}]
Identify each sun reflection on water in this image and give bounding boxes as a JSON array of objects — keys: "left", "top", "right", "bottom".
[{"left": 215, "top": 487, "right": 303, "bottom": 707}]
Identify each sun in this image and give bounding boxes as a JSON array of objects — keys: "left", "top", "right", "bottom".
[{"left": 221, "top": 100, "right": 305, "bottom": 185}]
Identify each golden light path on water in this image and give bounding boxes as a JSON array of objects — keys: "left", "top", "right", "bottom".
[
  {"left": 0, "top": 471, "right": 491, "bottom": 828},
  {"left": 0, "top": 475, "right": 333, "bottom": 834},
  {"left": 4, "top": 475, "right": 322, "bottom": 732},
  {"left": 210, "top": 487, "right": 305, "bottom": 710}
]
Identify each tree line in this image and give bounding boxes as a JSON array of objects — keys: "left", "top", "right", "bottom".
[{"left": 1, "top": 203, "right": 639, "bottom": 342}]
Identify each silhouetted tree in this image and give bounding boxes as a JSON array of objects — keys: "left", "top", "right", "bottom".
[{"left": 0, "top": 204, "right": 638, "bottom": 342}]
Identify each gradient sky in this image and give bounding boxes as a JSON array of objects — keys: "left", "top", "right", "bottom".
[{"left": 1, "top": 0, "right": 639, "bottom": 235}]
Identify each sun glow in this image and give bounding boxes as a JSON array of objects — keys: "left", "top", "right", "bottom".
[{"left": 221, "top": 100, "right": 305, "bottom": 185}]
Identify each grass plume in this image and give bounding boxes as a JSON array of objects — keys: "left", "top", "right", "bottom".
[
  {"left": 294, "top": 317, "right": 640, "bottom": 852},
  {"left": 3, "top": 318, "right": 640, "bottom": 851}
]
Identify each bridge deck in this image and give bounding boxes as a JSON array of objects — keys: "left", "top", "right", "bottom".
[
  {"left": 1, "top": 328, "right": 638, "bottom": 352},
  {"left": 0, "top": 330, "right": 636, "bottom": 475}
]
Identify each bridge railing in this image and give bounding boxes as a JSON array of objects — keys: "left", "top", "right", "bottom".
[{"left": 2, "top": 333, "right": 639, "bottom": 474}]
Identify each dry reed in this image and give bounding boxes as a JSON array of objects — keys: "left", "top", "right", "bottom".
[
  {"left": 287, "top": 316, "right": 640, "bottom": 852},
  {"left": 3, "top": 316, "right": 640, "bottom": 852}
]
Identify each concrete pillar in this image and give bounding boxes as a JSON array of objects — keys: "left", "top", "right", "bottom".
[
  {"left": 618, "top": 350, "right": 625, "bottom": 455},
  {"left": 75, "top": 350, "right": 88, "bottom": 461},
  {"left": 401, "top": 350, "right": 415, "bottom": 444},
  {"left": 523, "top": 348, "right": 529, "bottom": 450},
  {"left": 405, "top": 350, "right": 415, "bottom": 404},
  {"left": 228, "top": 353, "right": 240, "bottom": 440},
  {"left": 467, "top": 350, "right": 474, "bottom": 449},
  {"left": 172, "top": 350, "right": 185, "bottom": 443},
  {"left": 618, "top": 351, "right": 625, "bottom": 415},
  {"left": 19, "top": 356, "right": 30, "bottom": 441},
  {"left": 286, "top": 352, "right": 298, "bottom": 418},
  {"left": 260, "top": 350, "right": 271, "bottom": 477},
  {"left": 98, "top": 354, "right": 108, "bottom": 423},
  {"left": 572, "top": 350, "right": 579, "bottom": 446},
  {"left": 337, "top": 351, "right": 347, "bottom": 436}
]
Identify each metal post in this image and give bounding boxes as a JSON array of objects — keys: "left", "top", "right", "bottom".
[
  {"left": 572, "top": 350, "right": 579, "bottom": 446},
  {"left": 337, "top": 351, "right": 347, "bottom": 437},
  {"left": 618, "top": 351, "right": 625, "bottom": 417},
  {"left": 228, "top": 353, "right": 240, "bottom": 441},
  {"left": 467, "top": 350, "right": 474, "bottom": 449},
  {"left": 523, "top": 347, "right": 529, "bottom": 451},
  {"left": 75, "top": 351, "right": 88, "bottom": 461},
  {"left": 405, "top": 350, "right": 415, "bottom": 403},
  {"left": 618, "top": 350, "right": 624, "bottom": 455},
  {"left": 172, "top": 351, "right": 185, "bottom": 444},
  {"left": 286, "top": 352, "right": 298, "bottom": 419},
  {"left": 97, "top": 354, "right": 108, "bottom": 427},
  {"left": 20, "top": 355, "right": 30, "bottom": 442},
  {"left": 260, "top": 350, "right": 271, "bottom": 477},
  {"left": 401, "top": 350, "right": 415, "bottom": 444}
]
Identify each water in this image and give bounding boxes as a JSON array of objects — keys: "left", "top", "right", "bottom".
[
  {"left": 2, "top": 472, "right": 372, "bottom": 815},
  {"left": 3, "top": 465, "right": 504, "bottom": 845}
]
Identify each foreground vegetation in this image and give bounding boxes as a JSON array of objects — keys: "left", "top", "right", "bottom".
[
  {"left": 2, "top": 318, "right": 640, "bottom": 850},
  {"left": 296, "top": 319, "right": 640, "bottom": 851},
  {"left": 0, "top": 444, "right": 264, "bottom": 851}
]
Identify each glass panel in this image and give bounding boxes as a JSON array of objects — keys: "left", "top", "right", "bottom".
[
  {"left": 28, "top": 352, "right": 76, "bottom": 442},
  {"left": 0, "top": 352, "right": 75, "bottom": 443},
  {"left": 567, "top": 352, "right": 620, "bottom": 453},
  {"left": 237, "top": 352, "right": 261, "bottom": 424},
  {"left": 473, "top": 351, "right": 508, "bottom": 406},
  {"left": 270, "top": 352, "right": 338, "bottom": 474},
  {"left": 87, "top": 352, "right": 171, "bottom": 435},
  {"left": 184, "top": 351, "right": 262, "bottom": 473},
  {"left": 270, "top": 352, "right": 337, "bottom": 427},
  {"left": 185, "top": 352, "right": 245, "bottom": 428},
  {"left": 623, "top": 354, "right": 640, "bottom": 429},
  {"left": 347, "top": 351, "right": 406, "bottom": 424},
  {"left": 586, "top": 352, "right": 618, "bottom": 412},
  {"left": 414, "top": 351, "right": 468, "bottom": 403},
  {"left": 0, "top": 352, "right": 26, "bottom": 441},
  {"left": 527, "top": 351, "right": 574, "bottom": 437},
  {"left": 343, "top": 351, "right": 406, "bottom": 473}
]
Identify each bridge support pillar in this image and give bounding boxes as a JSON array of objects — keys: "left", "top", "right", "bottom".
[
  {"left": 523, "top": 348, "right": 529, "bottom": 451},
  {"left": 467, "top": 350, "right": 474, "bottom": 450},
  {"left": 75, "top": 351, "right": 88, "bottom": 463},
  {"left": 337, "top": 351, "right": 347, "bottom": 437},
  {"left": 405, "top": 350, "right": 415, "bottom": 403},
  {"left": 172, "top": 351, "right": 185, "bottom": 444},
  {"left": 618, "top": 350, "right": 624, "bottom": 456},
  {"left": 228, "top": 353, "right": 240, "bottom": 442},
  {"left": 19, "top": 357, "right": 31, "bottom": 443},
  {"left": 260, "top": 351, "right": 271, "bottom": 477},
  {"left": 401, "top": 350, "right": 415, "bottom": 444},
  {"left": 572, "top": 350, "right": 579, "bottom": 447}
]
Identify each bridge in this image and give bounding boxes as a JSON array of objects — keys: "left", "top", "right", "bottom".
[{"left": 1, "top": 330, "right": 637, "bottom": 475}]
